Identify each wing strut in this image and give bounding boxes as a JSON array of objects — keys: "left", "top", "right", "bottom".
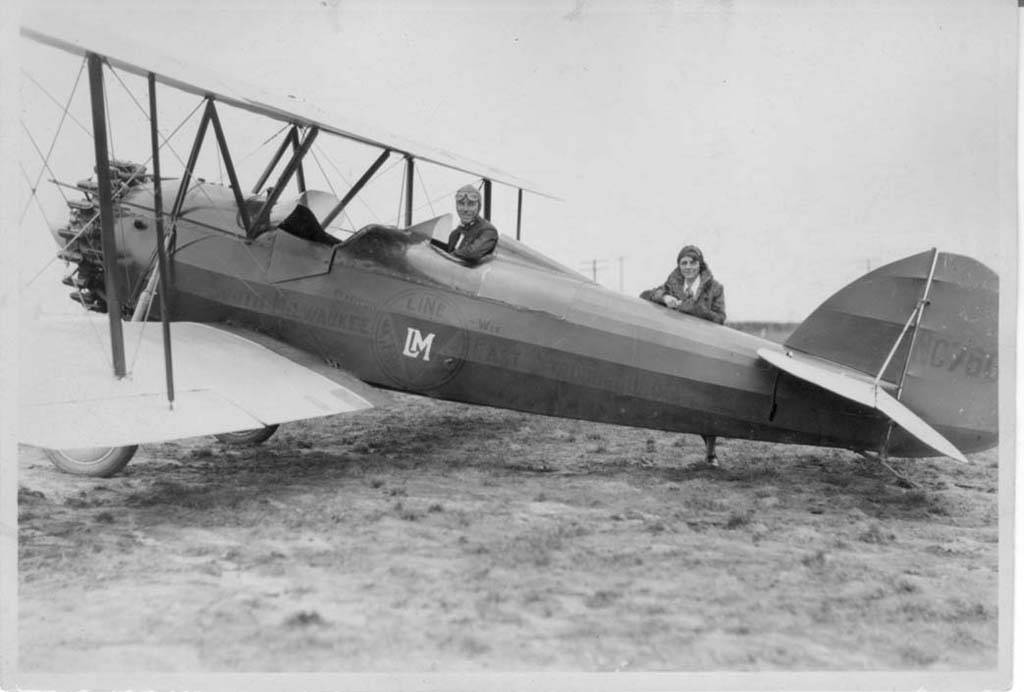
[
  {"left": 206, "top": 99, "right": 251, "bottom": 233},
  {"left": 252, "top": 125, "right": 300, "bottom": 195},
  {"left": 169, "top": 96, "right": 212, "bottom": 240},
  {"left": 292, "top": 127, "right": 307, "bottom": 193},
  {"left": 483, "top": 178, "right": 493, "bottom": 220},
  {"left": 163, "top": 97, "right": 253, "bottom": 234},
  {"left": 250, "top": 126, "right": 319, "bottom": 237},
  {"left": 148, "top": 71, "right": 174, "bottom": 405},
  {"left": 87, "top": 52, "right": 126, "bottom": 378},
  {"left": 130, "top": 73, "right": 180, "bottom": 407},
  {"left": 321, "top": 149, "right": 391, "bottom": 229},
  {"left": 403, "top": 154, "right": 414, "bottom": 227}
]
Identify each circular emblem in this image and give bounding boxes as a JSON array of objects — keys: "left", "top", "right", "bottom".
[{"left": 372, "top": 289, "right": 469, "bottom": 391}]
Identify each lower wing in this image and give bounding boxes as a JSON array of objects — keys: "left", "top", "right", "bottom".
[{"left": 19, "top": 315, "right": 378, "bottom": 449}]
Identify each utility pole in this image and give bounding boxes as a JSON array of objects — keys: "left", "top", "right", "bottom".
[{"left": 578, "top": 258, "right": 608, "bottom": 283}]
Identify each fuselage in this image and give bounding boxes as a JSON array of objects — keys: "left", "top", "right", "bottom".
[{"left": 109, "top": 181, "right": 914, "bottom": 456}]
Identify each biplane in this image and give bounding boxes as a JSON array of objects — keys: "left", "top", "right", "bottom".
[{"left": 17, "top": 23, "right": 998, "bottom": 478}]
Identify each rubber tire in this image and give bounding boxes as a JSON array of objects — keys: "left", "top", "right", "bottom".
[
  {"left": 214, "top": 424, "right": 279, "bottom": 446},
  {"left": 44, "top": 445, "right": 138, "bottom": 477}
]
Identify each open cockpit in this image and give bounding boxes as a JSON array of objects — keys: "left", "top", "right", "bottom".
[
  {"left": 248, "top": 189, "right": 353, "bottom": 245},
  {"left": 230, "top": 186, "right": 582, "bottom": 283}
]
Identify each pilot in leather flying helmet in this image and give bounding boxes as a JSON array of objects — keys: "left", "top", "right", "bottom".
[{"left": 447, "top": 184, "right": 499, "bottom": 262}]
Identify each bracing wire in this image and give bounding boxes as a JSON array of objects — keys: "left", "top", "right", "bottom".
[
  {"left": 308, "top": 146, "right": 338, "bottom": 197},
  {"left": 20, "top": 59, "right": 293, "bottom": 373},
  {"left": 106, "top": 65, "right": 219, "bottom": 210},
  {"left": 18, "top": 162, "right": 56, "bottom": 238},
  {"left": 366, "top": 156, "right": 405, "bottom": 224},
  {"left": 20, "top": 56, "right": 88, "bottom": 221},
  {"left": 237, "top": 124, "right": 290, "bottom": 167},
  {"left": 72, "top": 285, "right": 113, "bottom": 373},
  {"left": 414, "top": 165, "right": 436, "bottom": 219},
  {"left": 312, "top": 143, "right": 405, "bottom": 224},
  {"left": 20, "top": 95, "right": 206, "bottom": 289},
  {"left": 410, "top": 182, "right": 468, "bottom": 216},
  {"left": 307, "top": 146, "right": 355, "bottom": 230},
  {"left": 21, "top": 61, "right": 92, "bottom": 137},
  {"left": 154, "top": 100, "right": 206, "bottom": 170},
  {"left": 19, "top": 123, "right": 71, "bottom": 223},
  {"left": 312, "top": 143, "right": 354, "bottom": 186},
  {"left": 394, "top": 165, "right": 404, "bottom": 227},
  {"left": 107, "top": 63, "right": 283, "bottom": 224},
  {"left": 217, "top": 135, "right": 224, "bottom": 185}
]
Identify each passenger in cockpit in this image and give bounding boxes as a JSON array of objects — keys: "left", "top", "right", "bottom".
[{"left": 447, "top": 185, "right": 498, "bottom": 262}]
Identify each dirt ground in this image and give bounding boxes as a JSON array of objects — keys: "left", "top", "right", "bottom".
[{"left": 17, "top": 392, "right": 999, "bottom": 674}]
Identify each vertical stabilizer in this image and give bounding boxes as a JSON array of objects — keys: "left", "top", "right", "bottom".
[{"left": 784, "top": 251, "right": 997, "bottom": 455}]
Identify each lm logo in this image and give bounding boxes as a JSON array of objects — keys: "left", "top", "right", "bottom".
[
  {"left": 402, "top": 327, "right": 435, "bottom": 361},
  {"left": 373, "top": 289, "right": 467, "bottom": 390}
]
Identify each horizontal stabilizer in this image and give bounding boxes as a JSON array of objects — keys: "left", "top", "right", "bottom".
[
  {"left": 20, "top": 316, "right": 373, "bottom": 449},
  {"left": 757, "top": 347, "right": 968, "bottom": 463}
]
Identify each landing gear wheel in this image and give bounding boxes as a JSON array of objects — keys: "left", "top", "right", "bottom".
[
  {"left": 215, "top": 424, "right": 279, "bottom": 446},
  {"left": 43, "top": 445, "right": 138, "bottom": 477}
]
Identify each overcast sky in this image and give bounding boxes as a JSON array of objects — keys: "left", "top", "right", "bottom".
[{"left": 15, "top": 0, "right": 1017, "bottom": 321}]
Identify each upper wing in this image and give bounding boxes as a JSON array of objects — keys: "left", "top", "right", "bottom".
[
  {"left": 757, "top": 347, "right": 967, "bottom": 463},
  {"left": 19, "top": 315, "right": 378, "bottom": 449},
  {"left": 20, "top": 19, "right": 553, "bottom": 198}
]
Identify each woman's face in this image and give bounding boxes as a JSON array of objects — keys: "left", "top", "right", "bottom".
[{"left": 678, "top": 255, "right": 700, "bottom": 280}]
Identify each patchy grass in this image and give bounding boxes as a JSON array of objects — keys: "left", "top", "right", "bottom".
[
  {"left": 283, "top": 610, "right": 328, "bottom": 628},
  {"left": 725, "top": 510, "right": 753, "bottom": 530},
  {"left": 858, "top": 522, "right": 896, "bottom": 544},
  {"left": 17, "top": 392, "right": 1000, "bottom": 673}
]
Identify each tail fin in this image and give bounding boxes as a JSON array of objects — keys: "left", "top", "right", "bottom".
[{"left": 785, "top": 250, "right": 998, "bottom": 456}]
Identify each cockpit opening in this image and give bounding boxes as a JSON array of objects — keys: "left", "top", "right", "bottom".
[
  {"left": 276, "top": 203, "right": 337, "bottom": 245},
  {"left": 244, "top": 189, "right": 354, "bottom": 245}
]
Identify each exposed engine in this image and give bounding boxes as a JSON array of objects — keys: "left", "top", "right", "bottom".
[{"left": 57, "top": 159, "right": 148, "bottom": 315}]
